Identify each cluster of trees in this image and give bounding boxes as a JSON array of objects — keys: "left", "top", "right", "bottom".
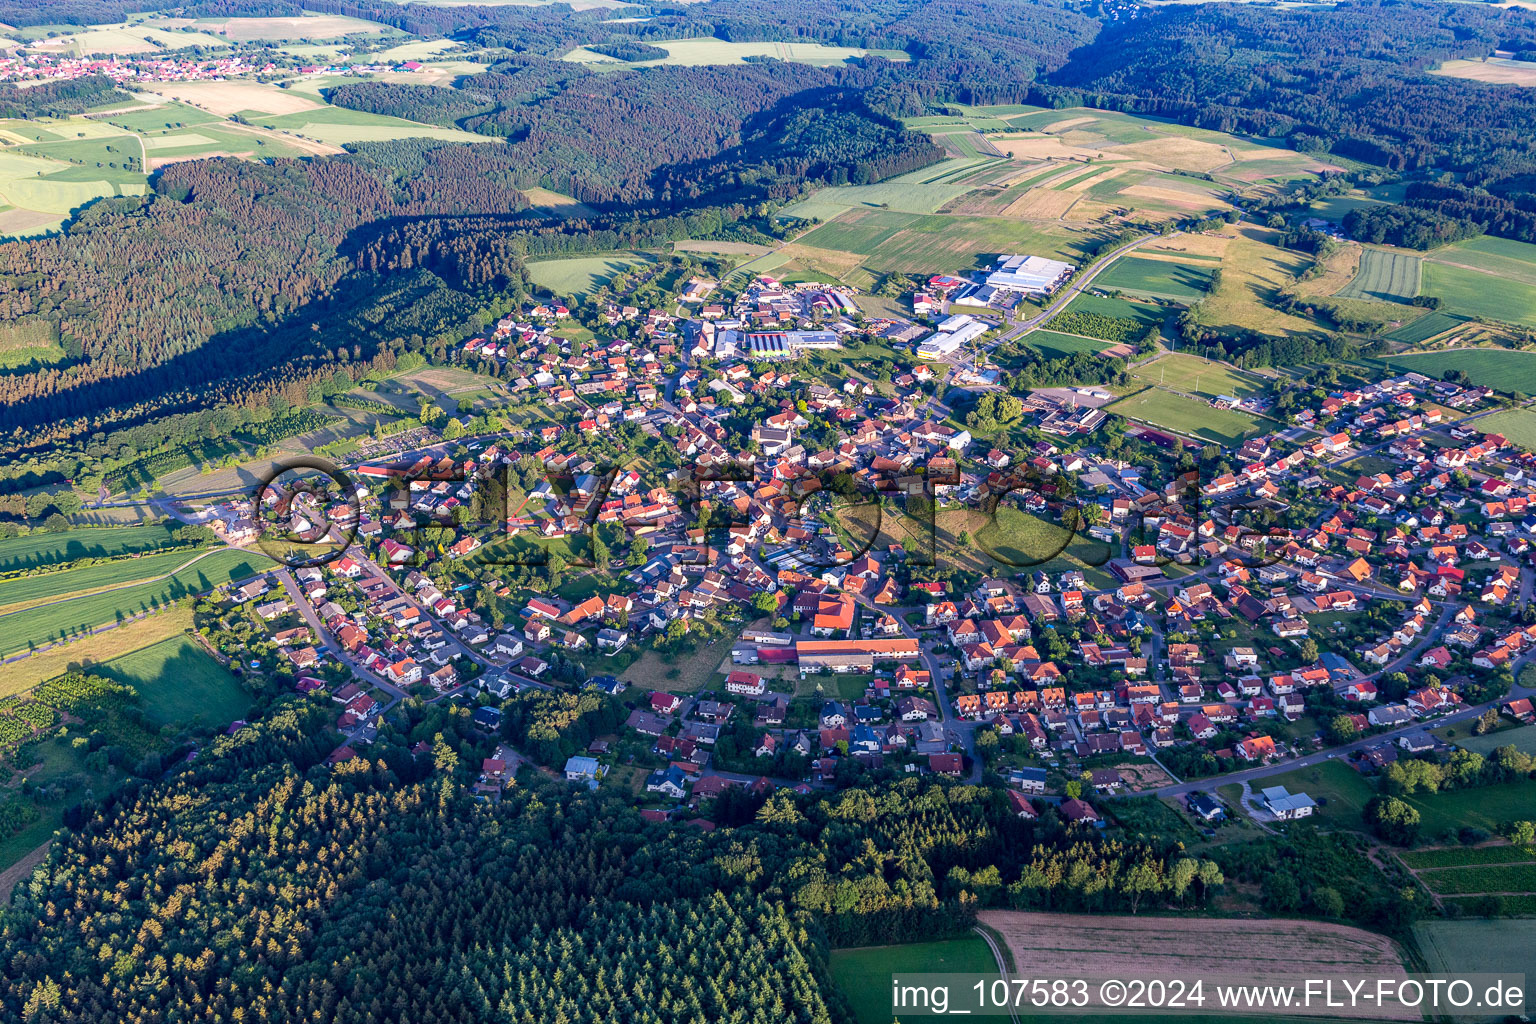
[
  {"left": 1343, "top": 204, "right": 1484, "bottom": 250},
  {"left": 587, "top": 39, "right": 669, "bottom": 62},
  {"left": 1399, "top": 179, "right": 1536, "bottom": 246},
  {"left": 0, "top": 75, "right": 130, "bottom": 118}
]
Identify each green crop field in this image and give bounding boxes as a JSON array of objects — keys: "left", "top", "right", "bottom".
[
  {"left": 1335, "top": 248, "right": 1421, "bottom": 303},
  {"left": 1376, "top": 348, "right": 1536, "bottom": 394},
  {"left": 796, "top": 208, "right": 1087, "bottom": 276},
  {"left": 1399, "top": 845, "right": 1536, "bottom": 869},
  {"left": 1417, "top": 863, "right": 1536, "bottom": 895},
  {"left": 1109, "top": 387, "right": 1266, "bottom": 445},
  {"left": 831, "top": 937, "right": 1003, "bottom": 1024},
  {"left": 1092, "top": 256, "right": 1218, "bottom": 300},
  {"left": 778, "top": 180, "right": 975, "bottom": 221},
  {"left": 103, "top": 103, "right": 222, "bottom": 132},
  {"left": 0, "top": 523, "right": 184, "bottom": 572},
  {"left": 1130, "top": 352, "right": 1268, "bottom": 399},
  {"left": 1021, "top": 329, "right": 1113, "bottom": 358},
  {"left": 254, "top": 106, "right": 492, "bottom": 145},
  {"left": 1470, "top": 409, "right": 1536, "bottom": 451},
  {"left": 0, "top": 548, "right": 272, "bottom": 655},
  {"left": 1428, "top": 234, "right": 1536, "bottom": 283},
  {"left": 0, "top": 547, "right": 208, "bottom": 612},
  {"left": 94, "top": 634, "right": 248, "bottom": 728},
  {"left": 1414, "top": 920, "right": 1536, "bottom": 983},
  {"left": 1382, "top": 310, "right": 1469, "bottom": 344},
  {"left": 1422, "top": 259, "right": 1536, "bottom": 326},
  {"left": 526, "top": 252, "right": 657, "bottom": 296}
]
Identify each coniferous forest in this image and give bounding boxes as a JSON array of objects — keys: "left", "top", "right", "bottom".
[{"left": 0, "top": 696, "right": 1230, "bottom": 1023}]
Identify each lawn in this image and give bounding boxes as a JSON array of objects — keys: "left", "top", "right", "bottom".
[
  {"left": 1334, "top": 248, "right": 1421, "bottom": 304},
  {"left": 1376, "top": 347, "right": 1536, "bottom": 394},
  {"left": 1453, "top": 722, "right": 1536, "bottom": 756},
  {"left": 1129, "top": 352, "right": 1268, "bottom": 399},
  {"left": 1090, "top": 255, "right": 1219, "bottom": 301},
  {"left": 1108, "top": 387, "right": 1267, "bottom": 445},
  {"left": 93, "top": 635, "right": 248, "bottom": 728},
  {"left": 1253, "top": 760, "right": 1376, "bottom": 827},
  {"left": 526, "top": 252, "right": 657, "bottom": 297},
  {"left": 0, "top": 549, "right": 272, "bottom": 655},
  {"left": 831, "top": 936, "right": 1002, "bottom": 1024},
  {"left": 1470, "top": 409, "right": 1536, "bottom": 452},
  {"left": 618, "top": 639, "right": 731, "bottom": 693},
  {"left": 972, "top": 506, "right": 1115, "bottom": 583},
  {"left": 0, "top": 523, "right": 184, "bottom": 571}
]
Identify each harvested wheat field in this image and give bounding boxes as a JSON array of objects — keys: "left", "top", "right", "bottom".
[
  {"left": 993, "top": 136, "right": 1110, "bottom": 161},
  {"left": 1120, "top": 184, "right": 1227, "bottom": 211},
  {"left": 1114, "top": 136, "right": 1234, "bottom": 172},
  {"left": 140, "top": 80, "right": 322, "bottom": 117},
  {"left": 1433, "top": 58, "right": 1536, "bottom": 87},
  {"left": 1140, "top": 233, "right": 1232, "bottom": 259},
  {"left": 1063, "top": 166, "right": 1127, "bottom": 192},
  {"left": 980, "top": 911, "right": 1413, "bottom": 1018},
  {"left": 1003, "top": 189, "right": 1080, "bottom": 219},
  {"left": 1038, "top": 115, "right": 1096, "bottom": 132}
]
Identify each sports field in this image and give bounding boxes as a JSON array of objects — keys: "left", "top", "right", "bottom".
[
  {"left": 1091, "top": 255, "right": 1217, "bottom": 300},
  {"left": 94, "top": 635, "right": 248, "bottom": 728},
  {"left": 1335, "top": 248, "right": 1420, "bottom": 304},
  {"left": 1377, "top": 348, "right": 1536, "bottom": 394},
  {"left": 1129, "top": 352, "right": 1267, "bottom": 399},
  {"left": 527, "top": 253, "right": 657, "bottom": 296},
  {"left": 1109, "top": 387, "right": 1266, "bottom": 445}
]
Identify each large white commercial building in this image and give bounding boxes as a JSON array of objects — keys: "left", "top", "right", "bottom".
[
  {"left": 985, "top": 254, "right": 1075, "bottom": 294},
  {"left": 916, "top": 314, "right": 990, "bottom": 360}
]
